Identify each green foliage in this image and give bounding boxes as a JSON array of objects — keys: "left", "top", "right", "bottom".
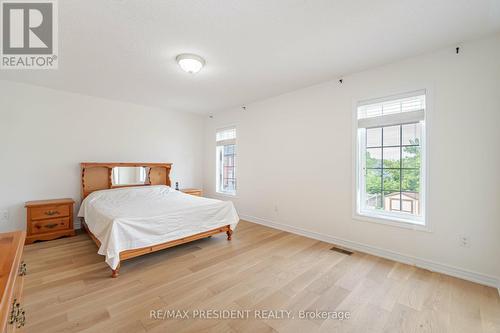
[
  {"left": 365, "top": 169, "right": 381, "bottom": 194},
  {"left": 365, "top": 138, "right": 420, "bottom": 195}
]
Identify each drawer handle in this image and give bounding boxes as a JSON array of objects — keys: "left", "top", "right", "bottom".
[
  {"left": 44, "top": 223, "right": 59, "bottom": 229},
  {"left": 8, "top": 299, "right": 19, "bottom": 324},
  {"left": 8, "top": 299, "right": 26, "bottom": 328},
  {"left": 19, "top": 261, "right": 27, "bottom": 276},
  {"left": 45, "top": 210, "right": 60, "bottom": 216},
  {"left": 16, "top": 308, "right": 26, "bottom": 328}
]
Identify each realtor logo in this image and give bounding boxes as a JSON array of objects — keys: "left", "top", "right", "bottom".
[{"left": 1, "top": 0, "right": 58, "bottom": 69}]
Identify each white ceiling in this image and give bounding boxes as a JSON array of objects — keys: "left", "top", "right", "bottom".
[{"left": 1, "top": 0, "right": 499, "bottom": 114}]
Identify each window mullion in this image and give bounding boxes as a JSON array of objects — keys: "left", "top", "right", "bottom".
[
  {"left": 381, "top": 127, "right": 384, "bottom": 209},
  {"left": 399, "top": 124, "right": 403, "bottom": 212}
]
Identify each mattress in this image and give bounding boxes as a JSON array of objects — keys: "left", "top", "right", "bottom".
[{"left": 77, "top": 185, "right": 239, "bottom": 269}]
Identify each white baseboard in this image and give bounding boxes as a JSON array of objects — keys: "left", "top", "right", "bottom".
[{"left": 240, "top": 214, "right": 500, "bottom": 290}]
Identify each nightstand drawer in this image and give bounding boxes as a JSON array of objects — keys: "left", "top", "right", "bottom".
[
  {"left": 29, "top": 205, "right": 70, "bottom": 220},
  {"left": 30, "top": 218, "right": 70, "bottom": 234}
]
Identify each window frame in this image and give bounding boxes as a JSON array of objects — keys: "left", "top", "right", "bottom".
[
  {"left": 215, "top": 126, "right": 237, "bottom": 196},
  {"left": 353, "top": 90, "right": 430, "bottom": 231}
]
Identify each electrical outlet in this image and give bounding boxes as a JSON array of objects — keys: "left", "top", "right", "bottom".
[
  {"left": 274, "top": 205, "right": 279, "bottom": 214},
  {"left": 0, "top": 210, "right": 8, "bottom": 223},
  {"left": 459, "top": 235, "right": 471, "bottom": 248}
]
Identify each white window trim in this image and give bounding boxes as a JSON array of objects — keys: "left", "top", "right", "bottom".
[
  {"left": 352, "top": 89, "right": 432, "bottom": 232},
  {"left": 216, "top": 126, "right": 237, "bottom": 196}
]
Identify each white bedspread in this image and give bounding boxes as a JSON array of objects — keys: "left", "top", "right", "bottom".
[{"left": 77, "top": 185, "right": 239, "bottom": 269}]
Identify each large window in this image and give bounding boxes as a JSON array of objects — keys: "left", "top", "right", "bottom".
[
  {"left": 216, "top": 127, "right": 236, "bottom": 195},
  {"left": 356, "top": 91, "right": 426, "bottom": 226}
]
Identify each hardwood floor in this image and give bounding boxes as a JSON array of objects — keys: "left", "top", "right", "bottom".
[{"left": 20, "top": 221, "right": 500, "bottom": 333}]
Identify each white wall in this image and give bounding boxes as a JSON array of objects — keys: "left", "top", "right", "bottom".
[
  {"left": 0, "top": 80, "right": 204, "bottom": 232},
  {"left": 203, "top": 34, "right": 500, "bottom": 285}
]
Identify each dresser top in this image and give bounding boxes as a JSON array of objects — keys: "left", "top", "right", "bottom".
[
  {"left": 180, "top": 188, "right": 202, "bottom": 192},
  {"left": 25, "top": 198, "right": 74, "bottom": 207}
]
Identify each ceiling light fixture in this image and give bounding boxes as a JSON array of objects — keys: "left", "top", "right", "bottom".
[{"left": 176, "top": 53, "right": 205, "bottom": 73}]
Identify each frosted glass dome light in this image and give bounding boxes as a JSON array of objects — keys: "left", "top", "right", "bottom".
[{"left": 176, "top": 54, "right": 205, "bottom": 73}]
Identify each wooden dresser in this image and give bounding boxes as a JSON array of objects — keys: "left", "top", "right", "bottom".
[
  {"left": 0, "top": 231, "right": 27, "bottom": 332},
  {"left": 180, "top": 188, "right": 203, "bottom": 197},
  {"left": 25, "top": 198, "right": 76, "bottom": 244}
]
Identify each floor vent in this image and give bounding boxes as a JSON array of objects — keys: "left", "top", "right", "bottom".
[{"left": 330, "top": 246, "right": 353, "bottom": 255}]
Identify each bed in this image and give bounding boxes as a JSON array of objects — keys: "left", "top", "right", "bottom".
[{"left": 78, "top": 163, "right": 239, "bottom": 278}]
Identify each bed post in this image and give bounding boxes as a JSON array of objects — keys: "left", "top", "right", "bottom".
[
  {"left": 226, "top": 227, "right": 232, "bottom": 241},
  {"left": 111, "top": 263, "right": 120, "bottom": 278}
]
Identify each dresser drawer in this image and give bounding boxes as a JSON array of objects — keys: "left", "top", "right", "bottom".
[
  {"left": 30, "top": 204, "right": 70, "bottom": 220},
  {"left": 31, "top": 218, "right": 70, "bottom": 234}
]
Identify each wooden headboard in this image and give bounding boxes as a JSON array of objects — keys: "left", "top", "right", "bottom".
[{"left": 81, "top": 162, "right": 172, "bottom": 199}]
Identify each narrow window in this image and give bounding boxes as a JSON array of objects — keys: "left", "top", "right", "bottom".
[
  {"left": 216, "top": 127, "right": 236, "bottom": 195},
  {"left": 356, "top": 91, "right": 426, "bottom": 225}
]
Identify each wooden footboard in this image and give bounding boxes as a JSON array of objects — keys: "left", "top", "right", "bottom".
[{"left": 81, "top": 220, "right": 233, "bottom": 278}]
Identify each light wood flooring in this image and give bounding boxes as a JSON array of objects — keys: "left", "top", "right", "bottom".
[{"left": 20, "top": 221, "right": 500, "bottom": 333}]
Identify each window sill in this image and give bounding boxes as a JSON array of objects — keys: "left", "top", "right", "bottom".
[
  {"left": 214, "top": 192, "right": 238, "bottom": 199},
  {"left": 353, "top": 212, "right": 430, "bottom": 232}
]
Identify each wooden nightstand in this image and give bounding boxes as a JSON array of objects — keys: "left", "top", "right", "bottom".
[
  {"left": 25, "top": 198, "right": 76, "bottom": 244},
  {"left": 180, "top": 188, "right": 203, "bottom": 197}
]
